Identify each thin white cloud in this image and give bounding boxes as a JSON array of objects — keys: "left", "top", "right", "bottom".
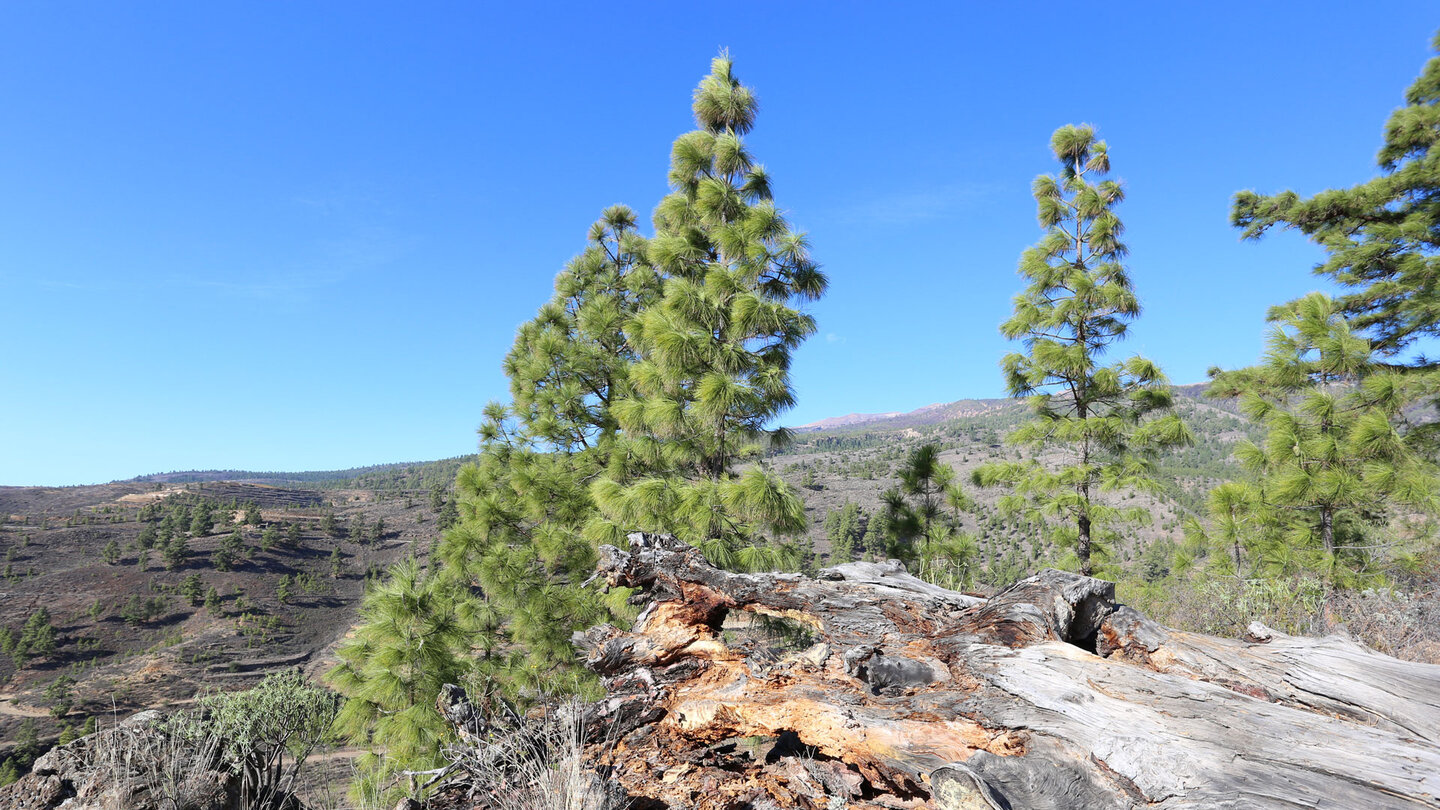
[{"left": 177, "top": 224, "right": 412, "bottom": 302}]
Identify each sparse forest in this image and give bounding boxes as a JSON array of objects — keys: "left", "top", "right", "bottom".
[
  {"left": 5, "top": 22, "right": 1440, "bottom": 810},
  {"left": 313, "top": 36, "right": 1440, "bottom": 808}
]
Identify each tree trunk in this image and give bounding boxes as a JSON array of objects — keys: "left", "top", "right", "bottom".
[
  {"left": 541, "top": 532, "right": 1440, "bottom": 810},
  {"left": 1077, "top": 511, "right": 1093, "bottom": 577}
]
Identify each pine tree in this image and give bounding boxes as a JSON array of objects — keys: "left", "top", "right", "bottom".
[
  {"left": 973, "top": 125, "right": 1190, "bottom": 577},
  {"left": 1205, "top": 293, "right": 1439, "bottom": 585},
  {"left": 162, "top": 534, "right": 189, "bottom": 571},
  {"left": 1180, "top": 480, "right": 1268, "bottom": 577},
  {"left": 328, "top": 559, "right": 469, "bottom": 805},
  {"left": 14, "top": 608, "right": 56, "bottom": 666},
  {"left": 1232, "top": 32, "right": 1440, "bottom": 358},
  {"left": 344, "top": 54, "right": 826, "bottom": 802},
  {"left": 822, "top": 501, "right": 868, "bottom": 564},
  {"left": 189, "top": 504, "right": 213, "bottom": 537},
  {"left": 212, "top": 531, "right": 243, "bottom": 572},
  {"left": 43, "top": 675, "right": 74, "bottom": 718},
  {"left": 591, "top": 53, "right": 826, "bottom": 571},
  {"left": 861, "top": 508, "right": 893, "bottom": 561},
  {"left": 879, "top": 444, "right": 978, "bottom": 588},
  {"left": 204, "top": 586, "right": 223, "bottom": 616},
  {"left": 439, "top": 203, "right": 657, "bottom": 693},
  {"left": 181, "top": 573, "right": 204, "bottom": 606}
]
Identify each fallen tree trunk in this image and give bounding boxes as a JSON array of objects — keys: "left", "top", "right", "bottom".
[{"left": 556, "top": 533, "right": 1440, "bottom": 809}]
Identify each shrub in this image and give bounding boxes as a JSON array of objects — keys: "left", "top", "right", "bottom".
[{"left": 192, "top": 669, "right": 341, "bottom": 808}]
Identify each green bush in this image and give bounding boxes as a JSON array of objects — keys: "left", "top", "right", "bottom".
[{"left": 188, "top": 670, "right": 340, "bottom": 809}]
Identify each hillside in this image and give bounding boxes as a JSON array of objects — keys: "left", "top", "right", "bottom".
[
  {"left": 127, "top": 455, "right": 479, "bottom": 491},
  {"left": 0, "top": 478, "right": 454, "bottom": 769},
  {"left": 772, "top": 384, "right": 1260, "bottom": 586}
]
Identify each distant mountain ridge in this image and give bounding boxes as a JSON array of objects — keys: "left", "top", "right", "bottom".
[
  {"left": 127, "top": 455, "right": 478, "bottom": 491},
  {"left": 797, "top": 399, "right": 1012, "bottom": 432},
  {"left": 797, "top": 383, "right": 1216, "bottom": 433}
]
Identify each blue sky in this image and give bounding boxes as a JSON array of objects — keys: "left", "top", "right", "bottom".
[{"left": 2, "top": 2, "right": 1436, "bottom": 486}]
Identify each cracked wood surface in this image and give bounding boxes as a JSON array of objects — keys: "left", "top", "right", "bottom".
[{"left": 568, "top": 533, "right": 1440, "bottom": 809}]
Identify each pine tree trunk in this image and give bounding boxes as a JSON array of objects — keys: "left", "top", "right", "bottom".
[
  {"left": 1077, "top": 467, "right": 1093, "bottom": 577},
  {"left": 1320, "top": 507, "right": 1335, "bottom": 557}
]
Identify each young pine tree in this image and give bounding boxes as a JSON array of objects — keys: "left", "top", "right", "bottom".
[
  {"left": 879, "top": 444, "right": 979, "bottom": 588},
  {"left": 591, "top": 53, "right": 826, "bottom": 571},
  {"left": 328, "top": 559, "right": 469, "bottom": 805},
  {"left": 1204, "top": 293, "right": 1439, "bottom": 586},
  {"left": 204, "top": 586, "right": 223, "bottom": 616},
  {"left": 973, "top": 125, "right": 1190, "bottom": 577}
]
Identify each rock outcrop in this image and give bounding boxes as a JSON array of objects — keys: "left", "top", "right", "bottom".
[{"left": 548, "top": 532, "right": 1440, "bottom": 809}]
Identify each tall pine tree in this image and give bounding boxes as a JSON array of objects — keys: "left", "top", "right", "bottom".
[
  {"left": 334, "top": 57, "right": 825, "bottom": 805},
  {"left": 590, "top": 53, "right": 826, "bottom": 571},
  {"left": 1232, "top": 31, "right": 1440, "bottom": 359},
  {"left": 974, "top": 125, "right": 1190, "bottom": 577}
]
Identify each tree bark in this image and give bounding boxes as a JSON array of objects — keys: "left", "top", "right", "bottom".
[
  {"left": 549, "top": 532, "right": 1440, "bottom": 810},
  {"left": 1077, "top": 511, "right": 1093, "bottom": 577}
]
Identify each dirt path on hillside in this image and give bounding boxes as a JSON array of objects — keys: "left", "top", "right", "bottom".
[{"left": 0, "top": 693, "right": 52, "bottom": 718}]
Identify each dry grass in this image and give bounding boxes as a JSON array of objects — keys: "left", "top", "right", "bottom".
[
  {"left": 1323, "top": 581, "right": 1440, "bottom": 663},
  {"left": 85, "top": 711, "right": 228, "bottom": 809},
  {"left": 444, "top": 698, "right": 627, "bottom": 810},
  {"left": 1130, "top": 571, "right": 1440, "bottom": 664}
]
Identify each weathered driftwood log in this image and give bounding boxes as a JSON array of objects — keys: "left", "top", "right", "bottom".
[{"left": 562, "top": 532, "right": 1440, "bottom": 810}]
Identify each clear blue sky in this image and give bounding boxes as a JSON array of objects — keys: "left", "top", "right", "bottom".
[{"left": 3, "top": 2, "right": 1436, "bottom": 486}]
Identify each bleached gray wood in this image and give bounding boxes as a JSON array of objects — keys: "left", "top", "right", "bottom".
[{"left": 571, "top": 533, "right": 1440, "bottom": 810}]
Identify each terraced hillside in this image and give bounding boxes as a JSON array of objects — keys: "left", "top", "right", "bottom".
[{"left": 0, "top": 478, "right": 449, "bottom": 766}]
